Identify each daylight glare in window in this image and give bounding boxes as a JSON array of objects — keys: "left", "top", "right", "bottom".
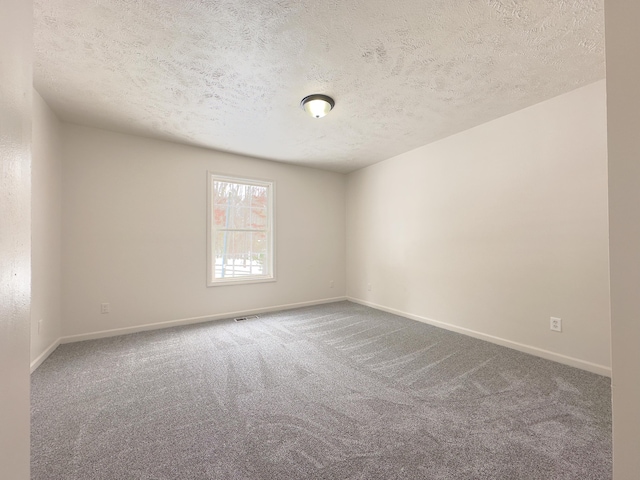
[{"left": 208, "top": 174, "right": 274, "bottom": 285}]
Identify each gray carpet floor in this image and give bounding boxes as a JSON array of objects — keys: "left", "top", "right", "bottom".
[{"left": 31, "top": 301, "right": 612, "bottom": 479}]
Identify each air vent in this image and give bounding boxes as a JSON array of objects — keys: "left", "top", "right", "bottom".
[{"left": 234, "top": 315, "right": 259, "bottom": 322}]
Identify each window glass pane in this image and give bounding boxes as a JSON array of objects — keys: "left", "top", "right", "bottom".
[
  {"left": 232, "top": 204, "right": 250, "bottom": 230},
  {"left": 213, "top": 181, "right": 269, "bottom": 230},
  {"left": 213, "top": 231, "right": 268, "bottom": 279},
  {"left": 213, "top": 182, "right": 231, "bottom": 227},
  {"left": 250, "top": 207, "right": 268, "bottom": 229},
  {"left": 213, "top": 203, "right": 228, "bottom": 229}
]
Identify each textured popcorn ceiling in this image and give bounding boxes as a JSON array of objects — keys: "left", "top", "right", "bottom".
[{"left": 33, "top": 0, "right": 605, "bottom": 173}]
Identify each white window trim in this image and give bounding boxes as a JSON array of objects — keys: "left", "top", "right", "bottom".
[{"left": 207, "top": 172, "right": 276, "bottom": 287}]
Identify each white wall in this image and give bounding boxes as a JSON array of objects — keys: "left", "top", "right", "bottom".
[
  {"left": 347, "top": 80, "right": 610, "bottom": 374},
  {"left": 61, "top": 124, "right": 346, "bottom": 339},
  {"left": 0, "top": 0, "right": 32, "bottom": 478},
  {"left": 31, "top": 90, "right": 62, "bottom": 366},
  {"left": 604, "top": 1, "right": 640, "bottom": 476}
]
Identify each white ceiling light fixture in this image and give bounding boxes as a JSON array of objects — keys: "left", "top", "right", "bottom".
[{"left": 301, "top": 94, "right": 335, "bottom": 118}]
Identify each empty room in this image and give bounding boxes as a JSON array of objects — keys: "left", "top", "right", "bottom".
[{"left": 2, "top": 0, "right": 640, "bottom": 479}]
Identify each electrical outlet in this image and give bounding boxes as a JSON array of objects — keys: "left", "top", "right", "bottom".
[
  {"left": 38, "top": 319, "right": 43, "bottom": 335},
  {"left": 329, "top": 280, "right": 334, "bottom": 288},
  {"left": 550, "top": 317, "right": 562, "bottom": 332},
  {"left": 367, "top": 283, "right": 372, "bottom": 291},
  {"left": 101, "top": 303, "right": 110, "bottom": 314}
]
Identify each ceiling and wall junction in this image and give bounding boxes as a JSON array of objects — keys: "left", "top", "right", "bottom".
[{"left": 34, "top": 0, "right": 605, "bottom": 172}]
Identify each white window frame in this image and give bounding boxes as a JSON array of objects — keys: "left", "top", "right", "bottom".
[{"left": 207, "top": 172, "right": 276, "bottom": 286}]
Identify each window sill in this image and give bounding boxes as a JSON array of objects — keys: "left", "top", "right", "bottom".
[{"left": 207, "top": 276, "right": 276, "bottom": 287}]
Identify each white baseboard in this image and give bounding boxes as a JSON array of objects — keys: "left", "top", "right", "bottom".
[
  {"left": 61, "top": 296, "right": 348, "bottom": 344},
  {"left": 37, "top": 296, "right": 609, "bottom": 378},
  {"left": 347, "top": 297, "right": 611, "bottom": 378},
  {"left": 30, "top": 338, "right": 62, "bottom": 373}
]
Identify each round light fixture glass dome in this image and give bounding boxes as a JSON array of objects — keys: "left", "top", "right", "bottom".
[{"left": 301, "top": 94, "right": 335, "bottom": 118}]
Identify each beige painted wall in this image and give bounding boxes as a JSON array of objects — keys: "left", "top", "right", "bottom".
[
  {"left": 0, "top": 0, "right": 32, "bottom": 478},
  {"left": 61, "top": 124, "right": 346, "bottom": 339},
  {"left": 604, "top": 1, "right": 640, "bottom": 477},
  {"left": 347, "top": 80, "right": 610, "bottom": 374},
  {"left": 31, "top": 90, "right": 63, "bottom": 365}
]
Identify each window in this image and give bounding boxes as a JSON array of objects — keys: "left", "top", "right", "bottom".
[{"left": 207, "top": 173, "right": 275, "bottom": 286}]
